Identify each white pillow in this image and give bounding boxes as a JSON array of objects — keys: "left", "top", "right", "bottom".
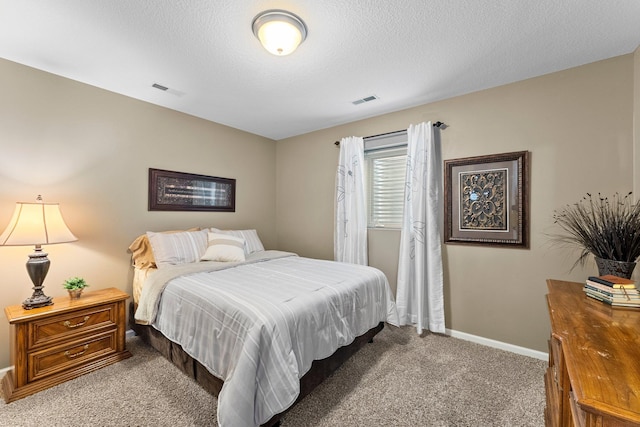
[
  {"left": 208, "top": 228, "right": 265, "bottom": 254},
  {"left": 201, "top": 232, "right": 246, "bottom": 262},
  {"left": 146, "top": 229, "right": 208, "bottom": 268}
]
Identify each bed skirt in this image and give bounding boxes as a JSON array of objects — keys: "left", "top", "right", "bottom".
[{"left": 129, "top": 303, "right": 384, "bottom": 426}]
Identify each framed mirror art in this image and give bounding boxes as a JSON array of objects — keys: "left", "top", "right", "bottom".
[{"left": 444, "top": 151, "right": 529, "bottom": 248}]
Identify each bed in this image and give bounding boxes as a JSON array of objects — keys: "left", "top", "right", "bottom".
[{"left": 129, "top": 228, "right": 399, "bottom": 427}]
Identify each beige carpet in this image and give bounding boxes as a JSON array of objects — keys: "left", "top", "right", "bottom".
[{"left": 0, "top": 325, "right": 546, "bottom": 426}]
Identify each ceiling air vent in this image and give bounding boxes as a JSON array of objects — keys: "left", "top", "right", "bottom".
[
  {"left": 152, "top": 83, "right": 169, "bottom": 91},
  {"left": 151, "top": 83, "right": 185, "bottom": 97},
  {"left": 352, "top": 95, "right": 379, "bottom": 105}
]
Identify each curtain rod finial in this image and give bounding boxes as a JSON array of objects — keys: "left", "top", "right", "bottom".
[{"left": 334, "top": 141, "right": 340, "bottom": 146}]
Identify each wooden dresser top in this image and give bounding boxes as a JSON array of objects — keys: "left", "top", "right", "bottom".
[
  {"left": 547, "top": 279, "right": 640, "bottom": 422},
  {"left": 5, "top": 287, "right": 129, "bottom": 324}
]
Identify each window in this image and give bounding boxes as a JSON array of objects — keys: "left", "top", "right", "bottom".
[{"left": 364, "top": 132, "right": 407, "bottom": 228}]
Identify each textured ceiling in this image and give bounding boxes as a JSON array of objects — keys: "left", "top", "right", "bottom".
[{"left": 1, "top": 1, "right": 639, "bottom": 140}]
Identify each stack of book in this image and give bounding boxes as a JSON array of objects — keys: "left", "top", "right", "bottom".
[{"left": 584, "top": 275, "right": 640, "bottom": 308}]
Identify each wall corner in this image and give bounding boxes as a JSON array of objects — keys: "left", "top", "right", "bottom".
[{"left": 633, "top": 45, "right": 640, "bottom": 200}]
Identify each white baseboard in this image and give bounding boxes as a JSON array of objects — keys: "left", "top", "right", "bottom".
[
  {"left": 446, "top": 328, "right": 548, "bottom": 361},
  {"left": 0, "top": 365, "right": 12, "bottom": 377}
]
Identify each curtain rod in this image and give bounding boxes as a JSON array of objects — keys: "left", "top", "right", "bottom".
[{"left": 334, "top": 121, "right": 445, "bottom": 146}]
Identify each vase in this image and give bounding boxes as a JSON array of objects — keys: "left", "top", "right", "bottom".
[
  {"left": 67, "top": 289, "right": 83, "bottom": 300},
  {"left": 594, "top": 257, "right": 636, "bottom": 279}
]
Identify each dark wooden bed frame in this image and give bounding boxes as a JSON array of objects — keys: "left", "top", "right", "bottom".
[{"left": 130, "top": 303, "right": 383, "bottom": 426}]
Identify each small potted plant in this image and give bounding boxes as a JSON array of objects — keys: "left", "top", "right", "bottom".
[{"left": 62, "top": 277, "right": 89, "bottom": 299}]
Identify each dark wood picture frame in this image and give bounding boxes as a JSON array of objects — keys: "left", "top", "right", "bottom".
[
  {"left": 148, "top": 168, "right": 236, "bottom": 212},
  {"left": 444, "top": 151, "right": 529, "bottom": 248}
]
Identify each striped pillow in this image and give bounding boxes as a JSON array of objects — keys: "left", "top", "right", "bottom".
[
  {"left": 210, "top": 229, "right": 265, "bottom": 254},
  {"left": 236, "top": 229, "right": 265, "bottom": 254},
  {"left": 200, "top": 233, "right": 246, "bottom": 262},
  {"left": 146, "top": 229, "right": 208, "bottom": 268}
]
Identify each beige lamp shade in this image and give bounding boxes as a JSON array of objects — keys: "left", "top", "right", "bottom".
[
  {"left": 0, "top": 200, "right": 77, "bottom": 246},
  {"left": 252, "top": 10, "right": 307, "bottom": 56}
]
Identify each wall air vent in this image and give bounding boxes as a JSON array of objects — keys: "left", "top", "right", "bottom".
[
  {"left": 352, "top": 95, "right": 379, "bottom": 105},
  {"left": 152, "top": 83, "right": 169, "bottom": 91}
]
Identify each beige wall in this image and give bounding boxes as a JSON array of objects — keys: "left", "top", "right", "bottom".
[
  {"left": 277, "top": 54, "right": 635, "bottom": 353},
  {"left": 0, "top": 59, "right": 277, "bottom": 368}
]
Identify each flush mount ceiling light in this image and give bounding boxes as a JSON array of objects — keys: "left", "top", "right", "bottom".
[{"left": 252, "top": 9, "right": 307, "bottom": 56}]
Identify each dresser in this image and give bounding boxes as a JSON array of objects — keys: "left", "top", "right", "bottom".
[
  {"left": 545, "top": 279, "right": 640, "bottom": 426},
  {"left": 2, "top": 287, "right": 132, "bottom": 403}
]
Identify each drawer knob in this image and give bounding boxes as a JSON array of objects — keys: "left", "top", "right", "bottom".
[
  {"left": 64, "top": 344, "right": 89, "bottom": 359},
  {"left": 63, "top": 315, "right": 90, "bottom": 329}
]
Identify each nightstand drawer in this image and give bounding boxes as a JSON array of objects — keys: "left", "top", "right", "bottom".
[
  {"left": 28, "top": 331, "right": 117, "bottom": 382},
  {"left": 29, "top": 305, "right": 116, "bottom": 349}
]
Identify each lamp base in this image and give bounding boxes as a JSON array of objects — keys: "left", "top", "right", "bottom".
[
  {"left": 22, "top": 293, "right": 53, "bottom": 310},
  {"left": 22, "top": 246, "right": 53, "bottom": 310}
]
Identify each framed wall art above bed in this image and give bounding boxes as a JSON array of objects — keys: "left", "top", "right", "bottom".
[
  {"left": 148, "top": 168, "right": 236, "bottom": 212},
  {"left": 444, "top": 151, "right": 529, "bottom": 248}
]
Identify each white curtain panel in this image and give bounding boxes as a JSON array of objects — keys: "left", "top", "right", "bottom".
[
  {"left": 396, "top": 122, "right": 445, "bottom": 334},
  {"left": 334, "top": 136, "right": 368, "bottom": 265}
]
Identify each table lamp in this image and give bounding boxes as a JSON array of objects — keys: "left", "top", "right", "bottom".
[{"left": 0, "top": 195, "right": 77, "bottom": 309}]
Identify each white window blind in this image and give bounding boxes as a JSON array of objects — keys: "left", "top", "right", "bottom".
[{"left": 364, "top": 132, "right": 407, "bottom": 228}]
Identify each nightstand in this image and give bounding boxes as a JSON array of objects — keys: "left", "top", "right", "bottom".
[{"left": 2, "top": 287, "right": 132, "bottom": 403}]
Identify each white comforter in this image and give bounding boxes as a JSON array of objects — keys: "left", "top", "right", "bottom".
[{"left": 135, "top": 251, "right": 399, "bottom": 427}]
